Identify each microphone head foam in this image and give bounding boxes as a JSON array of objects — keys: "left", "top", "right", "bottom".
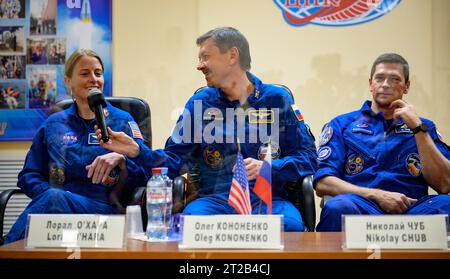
[{"left": 87, "top": 88, "right": 106, "bottom": 110}]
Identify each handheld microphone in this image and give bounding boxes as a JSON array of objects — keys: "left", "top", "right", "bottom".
[{"left": 87, "top": 88, "right": 109, "bottom": 143}]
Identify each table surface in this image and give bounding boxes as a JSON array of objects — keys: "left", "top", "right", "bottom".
[{"left": 1, "top": 232, "right": 449, "bottom": 259}]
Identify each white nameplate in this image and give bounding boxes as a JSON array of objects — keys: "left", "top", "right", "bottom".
[
  {"left": 179, "top": 215, "right": 283, "bottom": 249},
  {"left": 26, "top": 214, "right": 125, "bottom": 248},
  {"left": 344, "top": 215, "right": 448, "bottom": 249}
]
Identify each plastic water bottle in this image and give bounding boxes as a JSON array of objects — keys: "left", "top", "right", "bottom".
[
  {"left": 161, "top": 168, "right": 173, "bottom": 233},
  {"left": 146, "top": 168, "right": 168, "bottom": 240}
]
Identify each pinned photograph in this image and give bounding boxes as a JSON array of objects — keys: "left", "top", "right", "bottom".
[
  {"left": 0, "top": 0, "right": 25, "bottom": 19},
  {"left": 30, "top": 0, "right": 57, "bottom": 36},
  {"left": 27, "top": 38, "right": 48, "bottom": 64},
  {"left": 0, "top": 55, "right": 25, "bottom": 79},
  {"left": 0, "top": 26, "right": 24, "bottom": 54},
  {"left": 27, "top": 66, "right": 56, "bottom": 109},
  {"left": 47, "top": 38, "right": 66, "bottom": 65},
  {"left": 0, "top": 81, "right": 26, "bottom": 109}
]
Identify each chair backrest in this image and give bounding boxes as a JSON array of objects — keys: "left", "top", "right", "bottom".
[{"left": 54, "top": 97, "right": 152, "bottom": 148}]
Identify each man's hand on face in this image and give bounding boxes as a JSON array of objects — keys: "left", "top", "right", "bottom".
[{"left": 390, "top": 99, "right": 421, "bottom": 129}]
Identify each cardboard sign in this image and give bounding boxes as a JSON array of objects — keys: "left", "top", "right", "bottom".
[
  {"left": 26, "top": 214, "right": 125, "bottom": 248},
  {"left": 344, "top": 215, "right": 448, "bottom": 249},
  {"left": 179, "top": 215, "right": 283, "bottom": 249}
]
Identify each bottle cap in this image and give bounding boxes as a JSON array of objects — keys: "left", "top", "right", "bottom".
[{"left": 151, "top": 167, "right": 168, "bottom": 175}]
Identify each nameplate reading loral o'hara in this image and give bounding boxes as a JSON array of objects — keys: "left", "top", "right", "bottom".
[
  {"left": 179, "top": 215, "right": 283, "bottom": 249},
  {"left": 343, "top": 215, "right": 448, "bottom": 249},
  {"left": 26, "top": 214, "right": 125, "bottom": 248}
]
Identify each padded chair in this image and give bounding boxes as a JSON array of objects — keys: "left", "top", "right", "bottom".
[
  {"left": 0, "top": 97, "right": 174, "bottom": 244},
  {"left": 181, "top": 168, "right": 315, "bottom": 231}
]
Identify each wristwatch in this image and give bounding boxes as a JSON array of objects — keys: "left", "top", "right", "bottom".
[{"left": 412, "top": 122, "right": 428, "bottom": 134}]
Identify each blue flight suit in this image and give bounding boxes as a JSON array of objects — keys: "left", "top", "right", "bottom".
[
  {"left": 132, "top": 72, "right": 317, "bottom": 231},
  {"left": 4, "top": 102, "right": 148, "bottom": 244},
  {"left": 314, "top": 100, "right": 450, "bottom": 231}
]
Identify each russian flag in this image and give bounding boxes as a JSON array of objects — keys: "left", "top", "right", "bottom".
[{"left": 253, "top": 144, "right": 272, "bottom": 214}]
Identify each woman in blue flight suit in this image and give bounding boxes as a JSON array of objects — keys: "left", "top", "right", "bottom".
[
  {"left": 4, "top": 50, "right": 148, "bottom": 244},
  {"left": 314, "top": 53, "right": 450, "bottom": 231}
]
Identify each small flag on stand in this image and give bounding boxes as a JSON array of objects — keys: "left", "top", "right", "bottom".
[
  {"left": 228, "top": 143, "right": 252, "bottom": 215},
  {"left": 253, "top": 143, "right": 272, "bottom": 214}
]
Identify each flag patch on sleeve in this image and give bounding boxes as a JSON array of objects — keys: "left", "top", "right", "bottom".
[
  {"left": 291, "top": 104, "right": 304, "bottom": 122},
  {"left": 128, "top": 121, "right": 143, "bottom": 139}
]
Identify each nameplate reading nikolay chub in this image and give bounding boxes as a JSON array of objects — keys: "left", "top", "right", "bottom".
[
  {"left": 26, "top": 214, "right": 125, "bottom": 248},
  {"left": 179, "top": 215, "right": 283, "bottom": 249},
  {"left": 344, "top": 215, "right": 448, "bottom": 249}
]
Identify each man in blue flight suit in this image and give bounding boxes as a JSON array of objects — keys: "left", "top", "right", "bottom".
[
  {"left": 314, "top": 53, "right": 450, "bottom": 231},
  {"left": 98, "top": 27, "right": 317, "bottom": 231}
]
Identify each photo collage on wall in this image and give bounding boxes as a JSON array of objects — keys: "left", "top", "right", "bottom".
[
  {"left": 0, "top": 0, "right": 112, "bottom": 141},
  {"left": 0, "top": 0, "right": 60, "bottom": 111}
]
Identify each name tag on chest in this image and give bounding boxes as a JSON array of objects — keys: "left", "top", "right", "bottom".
[
  {"left": 88, "top": 133, "right": 99, "bottom": 144},
  {"left": 248, "top": 109, "right": 274, "bottom": 124}
]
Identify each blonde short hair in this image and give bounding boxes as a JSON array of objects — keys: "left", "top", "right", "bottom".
[{"left": 64, "top": 49, "right": 104, "bottom": 78}]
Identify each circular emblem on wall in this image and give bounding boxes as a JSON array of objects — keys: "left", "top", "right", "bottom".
[
  {"left": 405, "top": 153, "right": 422, "bottom": 177},
  {"left": 273, "top": 0, "right": 402, "bottom": 27},
  {"left": 203, "top": 145, "right": 224, "bottom": 169},
  {"left": 345, "top": 153, "right": 364, "bottom": 175},
  {"left": 257, "top": 142, "right": 281, "bottom": 160}
]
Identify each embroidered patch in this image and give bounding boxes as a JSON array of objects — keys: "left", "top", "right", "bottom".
[
  {"left": 62, "top": 132, "right": 78, "bottom": 145},
  {"left": 101, "top": 167, "right": 120, "bottom": 188},
  {"left": 317, "top": 146, "right": 332, "bottom": 161},
  {"left": 128, "top": 121, "right": 143, "bottom": 139},
  {"left": 203, "top": 145, "right": 224, "bottom": 169},
  {"left": 352, "top": 128, "right": 373, "bottom": 135},
  {"left": 395, "top": 123, "right": 413, "bottom": 134},
  {"left": 248, "top": 109, "right": 274, "bottom": 124},
  {"left": 319, "top": 125, "right": 333, "bottom": 146},
  {"left": 49, "top": 163, "right": 66, "bottom": 186},
  {"left": 405, "top": 153, "right": 422, "bottom": 177},
  {"left": 345, "top": 154, "right": 364, "bottom": 175},
  {"left": 291, "top": 104, "right": 304, "bottom": 122},
  {"left": 88, "top": 133, "right": 99, "bottom": 144},
  {"left": 257, "top": 141, "right": 281, "bottom": 160},
  {"left": 355, "top": 122, "right": 369, "bottom": 128}
]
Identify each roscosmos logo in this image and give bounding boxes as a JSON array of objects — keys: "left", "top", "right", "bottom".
[{"left": 274, "top": 0, "right": 401, "bottom": 27}]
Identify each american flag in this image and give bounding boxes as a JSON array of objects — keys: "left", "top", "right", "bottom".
[
  {"left": 228, "top": 151, "right": 252, "bottom": 215},
  {"left": 128, "top": 121, "right": 143, "bottom": 139}
]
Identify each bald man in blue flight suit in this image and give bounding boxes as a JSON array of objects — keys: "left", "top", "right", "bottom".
[
  {"left": 98, "top": 27, "right": 317, "bottom": 232},
  {"left": 314, "top": 53, "right": 450, "bottom": 231}
]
